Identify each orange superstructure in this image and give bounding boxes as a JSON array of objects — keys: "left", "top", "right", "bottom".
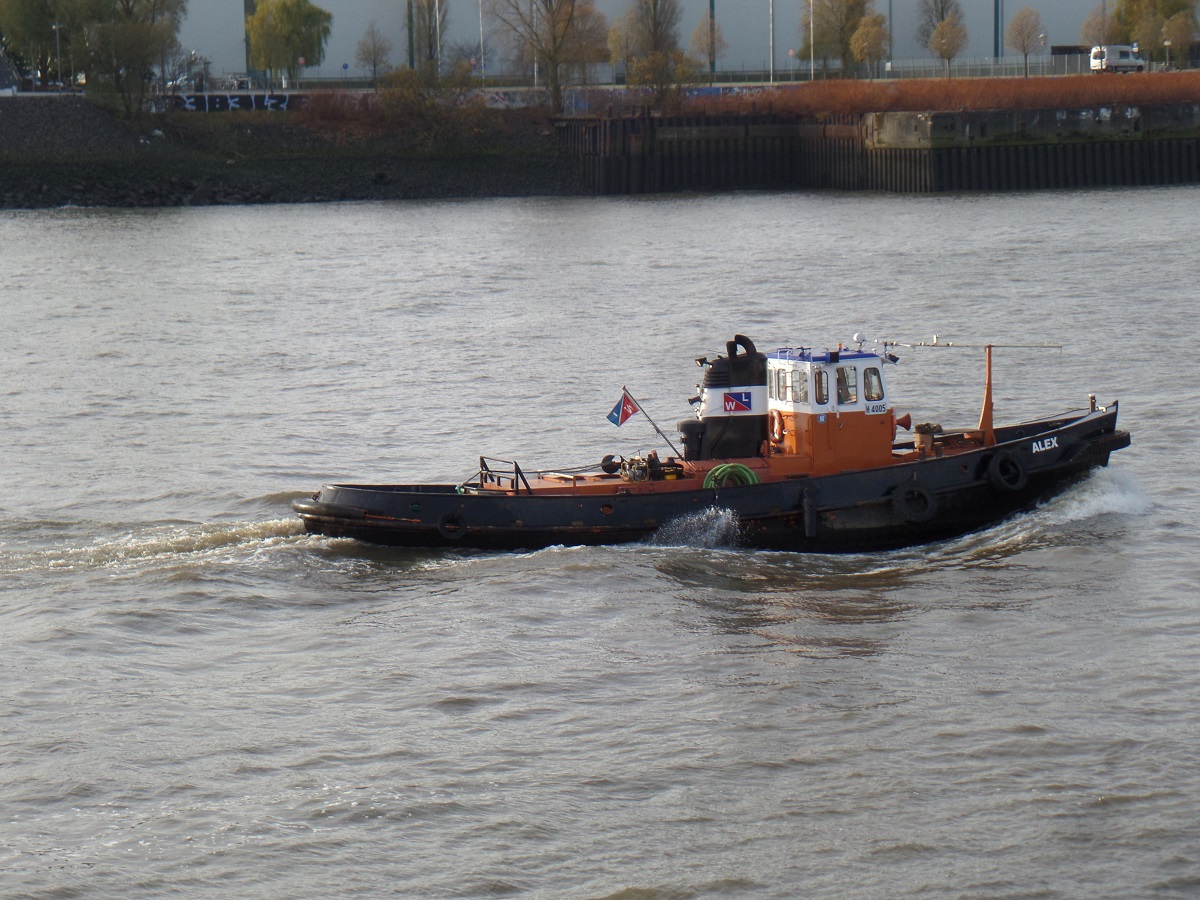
[{"left": 677, "top": 336, "right": 905, "bottom": 478}]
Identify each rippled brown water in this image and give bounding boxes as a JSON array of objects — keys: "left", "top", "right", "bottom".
[{"left": 1, "top": 189, "right": 1193, "bottom": 898}]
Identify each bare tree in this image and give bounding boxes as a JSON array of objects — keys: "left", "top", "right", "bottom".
[
  {"left": 488, "top": 0, "right": 602, "bottom": 112},
  {"left": 627, "top": 0, "right": 681, "bottom": 55},
  {"left": 91, "top": 0, "right": 190, "bottom": 116},
  {"left": 412, "top": 0, "right": 448, "bottom": 65},
  {"left": 607, "top": 7, "right": 637, "bottom": 79},
  {"left": 629, "top": 48, "right": 695, "bottom": 108},
  {"left": 800, "top": 0, "right": 833, "bottom": 75},
  {"left": 803, "top": 0, "right": 868, "bottom": 75},
  {"left": 1005, "top": 6, "right": 1043, "bottom": 77},
  {"left": 916, "top": 0, "right": 963, "bottom": 47},
  {"left": 816, "top": 0, "right": 871, "bottom": 73},
  {"left": 928, "top": 14, "right": 967, "bottom": 76},
  {"left": 562, "top": 2, "right": 607, "bottom": 84},
  {"left": 688, "top": 14, "right": 727, "bottom": 83},
  {"left": 1163, "top": 10, "right": 1195, "bottom": 68},
  {"left": 1080, "top": 3, "right": 1119, "bottom": 47},
  {"left": 1109, "top": 0, "right": 1194, "bottom": 47},
  {"left": 356, "top": 19, "right": 393, "bottom": 86},
  {"left": 851, "top": 12, "right": 889, "bottom": 78},
  {"left": 1131, "top": 6, "right": 1165, "bottom": 61}
]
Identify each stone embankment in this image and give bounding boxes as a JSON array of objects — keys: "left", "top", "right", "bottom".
[{"left": 0, "top": 96, "right": 587, "bottom": 209}]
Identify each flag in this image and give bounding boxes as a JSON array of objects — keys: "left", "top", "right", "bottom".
[{"left": 607, "top": 390, "right": 640, "bottom": 427}]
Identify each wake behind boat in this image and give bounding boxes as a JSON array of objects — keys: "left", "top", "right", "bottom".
[{"left": 293, "top": 334, "right": 1130, "bottom": 552}]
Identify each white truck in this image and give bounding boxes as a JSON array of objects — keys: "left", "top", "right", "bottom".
[{"left": 1091, "top": 45, "right": 1145, "bottom": 73}]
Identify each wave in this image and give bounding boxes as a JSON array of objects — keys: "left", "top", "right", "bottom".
[
  {"left": 4, "top": 518, "right": 306, "bottom": 576},
  {"left": 646, "top": 467, "right": 1148, "bottom": 591},
  {"left": 1038, "top": 467, "right": 1150, "bottom": 524},
  {"left": 903, "top": 466, "right": 1149, "bottom": 569},
  {"left": 650, "top": 508, "right": 742, "bottom": 549}
]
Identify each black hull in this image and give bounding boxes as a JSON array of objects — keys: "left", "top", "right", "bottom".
[{"left": 293, "top": 407, "right": 1130, "bottom": 553}]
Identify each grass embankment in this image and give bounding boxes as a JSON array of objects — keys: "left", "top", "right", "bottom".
[{"left": 687, "top": 71, "right": 1200, "bottom": 116}]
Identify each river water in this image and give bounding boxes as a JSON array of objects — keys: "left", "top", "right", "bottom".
[{"left": 1, "top": 188, "right": 1196, "bottom": 898}]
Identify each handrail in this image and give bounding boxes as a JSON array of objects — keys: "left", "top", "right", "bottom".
[{"left": 459, "top": 456, "right": 532, "bottom": 495}]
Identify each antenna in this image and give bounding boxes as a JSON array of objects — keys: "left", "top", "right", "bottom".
[{"left": 874, "top": 335, "right": 1063, "bottom": 350}]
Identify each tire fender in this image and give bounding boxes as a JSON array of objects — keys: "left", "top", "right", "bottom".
[
  {"left": 438, "top": 512, "right": 466, "bottom": 540},
  {"left": 892, "top": 482, "right": 938, "bottom": 523},
  {"left": 988, "top": 451, "right": 1029, "bottom": 492}
]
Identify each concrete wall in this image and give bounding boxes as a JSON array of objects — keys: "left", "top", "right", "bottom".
[{"left": 866, "top": 105, "right": 1200, "bottom": 149}]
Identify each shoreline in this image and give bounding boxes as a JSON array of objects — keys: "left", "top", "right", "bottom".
[
  {"left": 0, "top": 155, "right": 591, "bottom": 209},
  {"left": 0, "top": 96, "right": 589, "bottom": 210},
  {"left": 6, "top": 80, "right": 1200, "bottom": 209}
]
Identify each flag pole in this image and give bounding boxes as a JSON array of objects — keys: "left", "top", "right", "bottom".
[{"left": 623, "top": 386, "right": 683, "bottom": 458}]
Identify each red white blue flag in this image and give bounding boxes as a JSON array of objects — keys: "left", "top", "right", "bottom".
[
  {"left": 607, "top": 390, "right": 641, "bottom": 426},
  {"left": 723, "top": 391, "right": 752, "bottom": 412}
]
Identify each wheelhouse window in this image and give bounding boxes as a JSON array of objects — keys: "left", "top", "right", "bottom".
[
  {"left": 814, "top": 368, "right": 829, "bottom": 405},
  {"left": 864, "top": 367, "right": 884, "bottom": 402},
  {"left": 769, "top": 367, "right": 788, "bottom": 401},
  {"left": 836, "top": 366, "right": 858, "bottom": 404},
  {"left": 790, "top": 368, "right": 809, "bottom": 403}
]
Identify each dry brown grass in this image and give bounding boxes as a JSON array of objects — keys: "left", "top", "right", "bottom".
[{"left": 686, "top": 72, "right": 1200, "bottom": 117}]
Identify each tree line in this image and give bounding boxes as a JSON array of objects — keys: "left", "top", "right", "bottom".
[
  {"left": 379, "top": 0, "right": 1196, "bottom": 108},
  {"left": 2, "top": 0, "right": 1196, "bottom": 117},
  {"left": 0, "top": 0, "right": 188, "bottom": 115}
]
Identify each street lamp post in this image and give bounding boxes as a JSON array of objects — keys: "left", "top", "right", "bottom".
[
  {"left": 52, "top": 22, "right": 61, "bottom": 90},
  {"left": 809, "top": 0, "right": 814, "bottom": 81},
  {"left": 769, "top": 0, "right": 775, "bottom": 83},
  {"left": 700, "top": 0, "right": 710, "bottom": 85}
]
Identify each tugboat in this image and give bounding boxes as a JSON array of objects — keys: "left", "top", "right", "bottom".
[{"left": 293, "top": 334, "right": 1130, "bottom": 552}]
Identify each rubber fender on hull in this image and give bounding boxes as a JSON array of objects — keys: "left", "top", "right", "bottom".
[
  {"left": 988, "top": 451, "right": 1029, "bottom": 492},
  {"left": 438, "top": 512, "right": 466, "bottom": 540},
  {"left": 892, "top": 482, "right": 938, "bottom": 523},
  {"left": 802, "top": 485, "right": 820, "bottom": 538}
]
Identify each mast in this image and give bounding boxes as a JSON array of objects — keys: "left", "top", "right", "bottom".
[{"left": 978, "top": 344, "right": 996, "bottom": 446}]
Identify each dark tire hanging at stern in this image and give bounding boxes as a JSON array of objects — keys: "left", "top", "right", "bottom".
[{"left": 892, "top": 482, "right": 938, "bottom": 523}]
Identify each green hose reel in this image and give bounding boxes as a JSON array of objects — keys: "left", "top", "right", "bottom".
[{"left": 702, "top": 463, "right": 761, "bottom": 489}]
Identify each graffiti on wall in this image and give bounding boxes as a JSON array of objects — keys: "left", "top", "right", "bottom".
[{"left": 172, "top": 93, "right": 306, "bottom": 112}]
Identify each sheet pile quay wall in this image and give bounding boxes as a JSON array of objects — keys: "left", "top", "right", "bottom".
[{"left": 557, "top": 104, "right": 1200, "bottom": 194}]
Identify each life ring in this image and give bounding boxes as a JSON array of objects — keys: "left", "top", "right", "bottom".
[
  {"left": 768, "top": 409, "right": 785, "bottom": 444},
  {"left": 988, "top": 451, "right": 1029, "bottom": 492},
  {"left": 892, "top": 482, "right": 938, "bottom": 523},
  {"left": 437, "top": 512, "right": 466, "bottom": 540}
]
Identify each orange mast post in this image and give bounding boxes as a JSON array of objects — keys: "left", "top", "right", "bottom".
[{"left": 978, "top": 344, "right": 996, "bottom": 446}]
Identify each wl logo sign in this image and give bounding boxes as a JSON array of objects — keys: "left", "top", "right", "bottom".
[{"left": 724, "top": 392, "right": 752, "bottom": 412}]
